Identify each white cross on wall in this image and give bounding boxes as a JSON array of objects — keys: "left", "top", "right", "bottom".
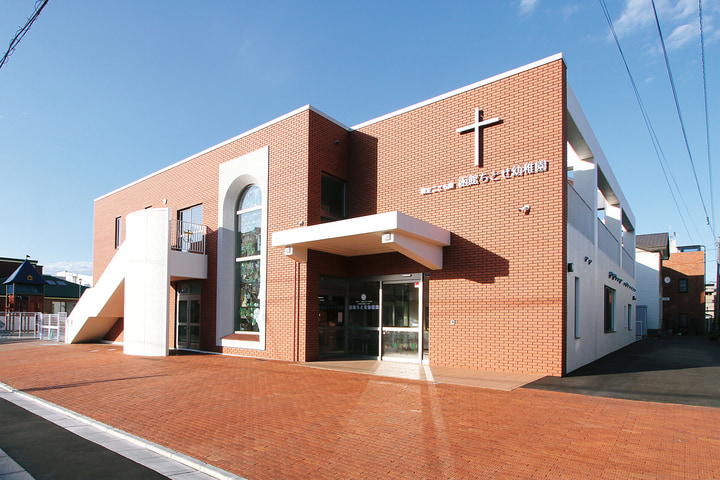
[{"left": 456, "top": 108, "right": 501, "bottom": 167}]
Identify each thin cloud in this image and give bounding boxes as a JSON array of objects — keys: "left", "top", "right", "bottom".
[
  {"left": 44, "top": 260, "right": 93, "bottom": 276},
  {"left": 614, "top": 0, "right": 656, "bottom": 37},
  {"left": 519, "top": 0, "right": 540, "bottom": 15},
  {"left": 612, "top": 0, "right": 707, "bottom": 52},
  {"left": 666, "top": 22, "right": 698, "bottom": 50},
  {"left": 563, "top": 4, "right": 582, "bottom": 21}
]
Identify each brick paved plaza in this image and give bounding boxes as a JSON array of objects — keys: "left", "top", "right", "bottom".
[{"left": 1, "top": 342, "right": 718, "bottom": 479}]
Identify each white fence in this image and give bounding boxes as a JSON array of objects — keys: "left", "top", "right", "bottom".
[{"left": 0, "top": 312, "right": 67, "bottom": 343}]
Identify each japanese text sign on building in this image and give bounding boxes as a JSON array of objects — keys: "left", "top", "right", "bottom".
[{"left": 421, "top": 160, "right": 549, "bottom": 196}]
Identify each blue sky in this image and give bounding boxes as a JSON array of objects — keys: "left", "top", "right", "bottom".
[{"left": 0, "top": 0, "right": 718, "bottom": 279}]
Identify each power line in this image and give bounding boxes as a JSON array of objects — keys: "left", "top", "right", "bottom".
[
  {"left": 650, "top": 0, "right": 715, "bottom": 241},
  {"left": 698, "top": 0, "right": 716, "bottom": 249},
  {"left": 0, "top": 0, "right": 49, "bottom": 71},
  {"left": 597, "top": 0, "right": 694, "bottom": 240}
]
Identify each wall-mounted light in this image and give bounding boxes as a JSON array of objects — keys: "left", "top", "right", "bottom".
[{"left": 519, "top": 205, "right": 531, "bottom": 215}]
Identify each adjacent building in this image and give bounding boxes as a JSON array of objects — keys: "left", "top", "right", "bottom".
[
  {"left": 662, "top": 243, "right": 706, "bottom": 334},
  {"left": 705, "top": 283, "right": 716, "bottom": 332},
  {"left": 68, "top": 54, "right": 637, "bottom": 376},
  {"left": 1, "top": 257, "right": 87, "bottom": 314},
  {"left": 635, "top": 233, "right": 670, "bottom": 335}
]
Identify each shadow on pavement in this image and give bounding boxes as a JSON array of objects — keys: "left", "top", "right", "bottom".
[
  {"left": 0, "top": 398, "right": 168, "bottom": 480},
  {"left": 524, "top": 336, "right": 720, "bottom": 408}
]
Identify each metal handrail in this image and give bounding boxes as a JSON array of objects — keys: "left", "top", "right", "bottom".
[{"left": 170, "top": 220, "right": 207, "bottom": 254}]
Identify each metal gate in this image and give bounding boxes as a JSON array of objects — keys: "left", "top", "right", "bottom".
[
  {"left": 39, "top": 313, "right": 67, "bottom": 342},
  {"left": 0, "top": 312, "right": 67, "bottom": 342},
  {"left": 636, "top": 306, "right": 648, "bottom": 340}
]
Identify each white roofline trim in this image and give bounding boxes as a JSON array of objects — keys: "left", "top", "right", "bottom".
[
  {"left": 351, "top": 53, "right": 564, "bottom": 131},
  {"left": 95, "top": 105, "right": 350, "bottom": 202}
]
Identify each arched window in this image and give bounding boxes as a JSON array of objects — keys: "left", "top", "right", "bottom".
[{"left": 235, "top": 185, "right": 262, "bottom": 332}]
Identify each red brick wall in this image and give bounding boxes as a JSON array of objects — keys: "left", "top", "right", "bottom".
[
  {"left": 92, "top": 59, "right": 568, "bottom": 375},
  {"left": 348, "top": 59, "right": 567, "bottom": 374},
  {"left": 94, "top": 110, "right": 316, "bottom": 359},
  {"left": 94, "top": 109, "right": 353, "bottom": 361},
  {"left": 662, "top": 250, "right": 706, "bottom": 334}
]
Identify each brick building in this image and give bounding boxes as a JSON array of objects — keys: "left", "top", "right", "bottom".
[
  {"left": 662, "top": 243, "right": 706, "bottom": 334},
  {"left": 68, "top": 54, "right": 637, "bottom": 376}
]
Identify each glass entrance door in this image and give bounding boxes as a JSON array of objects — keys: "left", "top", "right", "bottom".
[
  {"left": 381, "top": 282, "right": 422, "bottom": 361},
  {"left": 317, "top": 275, "right": 426, "bottom": 362},
  {"left": 347, "top": 280, "right": 380, "bottom": 357},
  {"left": 319, "top": 276, "right": 346, "bottom": 357},
  {"left": 176, "top": 283, "right": 201, "bottom": 349}
]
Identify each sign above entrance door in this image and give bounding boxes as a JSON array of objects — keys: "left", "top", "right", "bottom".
[{"left": 456, "top": 108, "right": 501, "bottom": 167}]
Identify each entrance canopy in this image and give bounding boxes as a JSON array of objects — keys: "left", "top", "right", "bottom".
[{"left": 272, "top": 211, "right": 451, "bottom": 270}]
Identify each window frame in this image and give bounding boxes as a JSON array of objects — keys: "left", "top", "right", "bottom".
[
  {"left": 574, "top": 276, "right": 581, "bottom": 339},
  {"left": 114, "top": 216, "right": 122, "bottom": 249},
  {"left": 604, "top": 285, "right": 615, "bottom": 333},
  {"left": 320, "top": 173, "right": 348, "bottom": 222},
  {"left": 234, "top": 185, "right": 263, "bottom": 334},
  {"left": 178, "top": 204, "right": 203, "bottom": 226},
  {"left": 678, "top": 278, "right": 688, "bottom": 293}
]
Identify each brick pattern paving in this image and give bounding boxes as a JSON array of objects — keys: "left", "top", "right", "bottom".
[{"left": 1, "top": 342, "right": 719, "bottom": 480}]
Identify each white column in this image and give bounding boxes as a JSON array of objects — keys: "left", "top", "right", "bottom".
[{"left": 123, "top": 208, "right": 171, "bottom": 356}]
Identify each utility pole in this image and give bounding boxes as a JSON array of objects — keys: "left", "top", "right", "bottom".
[{"left": 715, "top": 238, "right": 719, "bottom": 331}]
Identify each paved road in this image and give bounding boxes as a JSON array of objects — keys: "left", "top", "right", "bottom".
[
  {"left": 524, "top": 335, "right": 720, "bottom": 408},
  {"left": 0, "top": 397, "right": 169, "bottom": 480}
]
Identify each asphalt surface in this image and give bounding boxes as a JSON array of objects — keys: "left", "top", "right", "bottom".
[
  {"left": 0, "top": 397, "right": 168, "bottom": 480},
  {"left": 524, "top": 335, "right": 720, "bottom": 408}
]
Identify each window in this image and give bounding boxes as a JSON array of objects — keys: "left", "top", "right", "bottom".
[
  {"left": 574, "top": 277, "right": 581, "bottom": 339},
  {"left": 321, "top": 174, "right": 347, "bottom": 222},
  {"left": 177, "top": 204, "right": 203, "bottom": 251},
  {"left": 627, "top": 304, "right": 633, "bottom": 331},
  {"left": 179, "top": 204, "right": 203, "bottom": 226},
  {"left": 604, "top": 286, "right": 615, "bottom": 333},
  {"left": 678, "top": 278, "right": 688, "bottom": 293},
  {"left": 235, "top": 185, "right": 262, "bottom": 333},
  {"left": 114, "top": 216, "right": 122, "bottom": 249}
]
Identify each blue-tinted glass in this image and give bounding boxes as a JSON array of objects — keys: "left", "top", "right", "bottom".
[
  {"left": 240, "top": 185, "right": 261, "bottom": 211},
  {"left": 235, "top": 259, "right": 261, "bottom": 332},
  {"left": 238, "top": 209, "right": 262, "bottom": 257}
]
